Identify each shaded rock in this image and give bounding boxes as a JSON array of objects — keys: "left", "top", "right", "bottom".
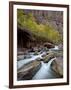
[
  {"left": 42, "top": 53, "right": 47, "bottom": 58},
  {"left": 17, "top": 52, "right": 24, "bottom": 55},
  {"left": 51, "top": 57, "right": 63, "bottom": 76},
  {"left": 17, "top": 53, "right": 32, "bottom": 61},
  {"left": 24, "top": 54, "right": 32, "bottom": 59},
  {"left": 17, "top": 48, "right": 27, "bottom": 54},
  {"left": 36, "top": 57, "right": 42, "bottom": 61},
  {"left": 44, "top": 43, "right": 55, "bottom": 49},
  {"left": 29, "top": 47, "right": 35, "bottom": 52},
  {"left": 43, "top": 52, "right": 55, "bottom": 63},
  {"left": 34, "top": 51, "right": 39, "bottom": 55},
  {"left": 17, "top": 60, "right": 41, "bottom": 80},
  {"left": 17, "top": 55, "right": 24, "bottom": 61},
  {"left": 17, "top": 27, "right": 35, "bottom": 48},
  {"left": 29, "top": 47, "right": 39, "bottom": 52},
  {"left": 53, "top": 50, "right": 63, "bottom": 57}
]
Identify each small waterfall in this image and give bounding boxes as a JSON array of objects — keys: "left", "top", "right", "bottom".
[
  {"left": 17, "top": 52, "right": 46, "bottom": 69},
  {"left": 41, "top": 57, "right": 56, "bottom": 68},
  {"left": 49, "top": 45, "right": 59, "bottom": 51},
  {"left": 32, "top": 57, "right": 56, "bottom": 80},
  {"left": 54, "top": 46, "right": 59, "bottom": 50},
  {"left": 47, "top": 57, "right": 56, "bottom": 66}
]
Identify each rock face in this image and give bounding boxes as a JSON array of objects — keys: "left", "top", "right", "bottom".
[
  {"left": 17, "top": 27, "right": 35, "bottom": 48},
  {"left": 17, "top": 60, "right": 41, "bottom": 80},
  {"left": 51, "top": 57, "right": 63, "bottom": 77}
]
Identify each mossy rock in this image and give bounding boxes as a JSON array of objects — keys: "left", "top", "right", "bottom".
[{"left": 43, "top": 52, "right": 55, "bottom": 63}]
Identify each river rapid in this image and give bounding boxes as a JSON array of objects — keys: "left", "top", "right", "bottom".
[{"left": 17, "top": 46, "right": 60, "bottom": 80}]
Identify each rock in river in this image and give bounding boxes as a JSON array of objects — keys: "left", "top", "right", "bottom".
[
  {"left": 43, "top": 52, "right": 55, "bottom": 63},
  {"left": 44, "top": 42, "right": 55, "bottom": 49},
  {"left": 17, "top": 60, "right": 41, "bottom": 80},
  {"left": 51, "top": 56, "right": 63, "bottom": 77}
]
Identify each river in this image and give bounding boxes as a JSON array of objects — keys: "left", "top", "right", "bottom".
[
  {"left": 17, "top": 52, "right": 46, "bottom": 69},
  {"left": 32, "top": 58, "right": 59, "bottom": 80},
  {"left": 17, "top": 46, "right": 60, "bottom": 79}
]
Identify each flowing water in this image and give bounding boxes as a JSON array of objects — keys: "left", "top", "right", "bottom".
[
  {"left": 17, "top": 46, "right": 60, "bottom": 79},
  {"left": 32, "top": 57, "right": 59, "bottom": 80},
  {"left": 17, "top": 52, "right": 46, "bottom": 69},
  {"left": 49, "top": 45, "right": 59, "bottom": 51}
]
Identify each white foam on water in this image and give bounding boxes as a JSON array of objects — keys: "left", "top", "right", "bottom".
[{"left": 17, "top": 52, "right": 46, "bottom": 69}]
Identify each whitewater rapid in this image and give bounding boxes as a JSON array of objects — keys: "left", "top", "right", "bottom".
[{"left": 32, "top": 57, "right": 58, "bottom": 80}]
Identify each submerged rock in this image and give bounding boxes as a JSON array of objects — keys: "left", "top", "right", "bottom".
[
  {"left": 17, "top": 60, "right": 41, "bottom": 80},
  {"left": 51, "top": 57, "right": 63, "bottom": 77}
]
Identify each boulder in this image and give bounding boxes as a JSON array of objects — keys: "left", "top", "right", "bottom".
[
  {"left": 44, "top": 42, "right": 55, "bottom": 49},
  {"left": 53, "top": 50, "right": 63, "bottom": 57},
  {"left": 34, "top": 51, "right": 39, "bottom": 55},
  {"left": 17, "top": 60, "right": 41, "bottom": 80},
  {"left": 51, "top": 57, "right": 63, "bottom": 77},
  {"left": 35, "top": 58, "right": 41, "bottom": 61},
  {"left": 43, "top": 52, "right": 55, "bottom": 63},
  {"left": 17, "top": 55, "right": 24, "bottom": 61}
]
